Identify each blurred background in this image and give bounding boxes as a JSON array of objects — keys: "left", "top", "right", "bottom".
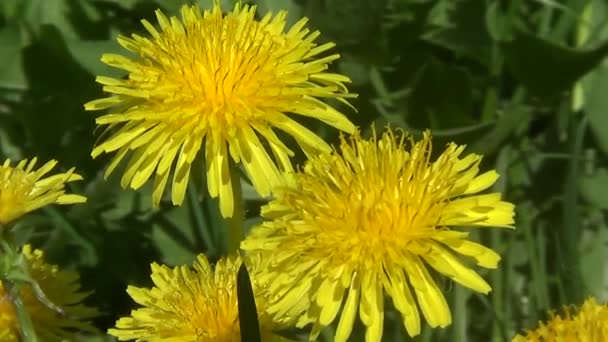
[{"left": 1, "top": 0, "right": 608, "bottom": 341}]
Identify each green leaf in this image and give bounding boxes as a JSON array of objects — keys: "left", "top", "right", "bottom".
[
  {"left": 237, "top": 263, "right": 261, "bottom": 342},
  {"left": 0, "top": 0, "right": 26, "bottom": 21},
  {"left": 12, "top": 24, "right": 99, "bottom": 171},
  {"left": 0, "top": 23, "right": 27, "bottom": 90},
  {"left": 584, "top": 66, "right": 608, "bottom": 156},
  {"left": 65, "top": 39, "right": 125, "bottom": 77},
  {"left": 580, "top": 168, "right": 608, "bottom": 209},
  {"left": 405, "top": 58, "right": 475, "bottom": 129},
  {"left": 424, "top": 0, "right": 493, "bottom": 65},
  {"left": 579, "top": 216, "right": 608, "bottom": 298},
  {"left": 151, "top": 215, "right": 198, "bottom": 266},
  {"left": 22, "top": 0, "right": 80, "bottom": 39},
  {"left": 303, "top": 0, "right": 387, "bottom": 47},
  {"left": 502, "top": 27, "right": 608, "bottom": 99},
  {"left": 386, "top": 0, "right": 435, "bottom": 39}
]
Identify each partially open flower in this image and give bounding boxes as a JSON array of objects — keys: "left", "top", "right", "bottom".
[
  {"left": 0, "top": 245, "right": 98, "bottom": 341},
  {"left": 110, "top": 253, "right": 299, "bottom": 341},
  {"left": 0, "top": 158, "right": 86, "bottom": 226},
  {"left": 513, "top": 297, "right": 608, "bottom": 341}
]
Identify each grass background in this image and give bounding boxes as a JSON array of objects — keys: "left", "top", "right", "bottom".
[{"left": 1, "top": 0, "right": 608, "bottom": 341}]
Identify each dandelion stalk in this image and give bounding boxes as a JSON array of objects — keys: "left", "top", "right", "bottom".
[
  {"left": 6, "top": 280, "right": 38, "bottom": 342},
  {"left": 0, "top": 237, "right": 38, "bottom": 342}
]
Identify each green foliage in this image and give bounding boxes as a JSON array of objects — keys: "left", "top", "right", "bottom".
[{"left": 1, "top": 0, "right": 608, "bottom": 341}]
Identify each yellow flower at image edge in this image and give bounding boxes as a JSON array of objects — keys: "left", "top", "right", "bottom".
[
  {"left": 0, "top": 158, "right": 86, "bottom": 225},
  {"left": 513, "top": 297, "right": 608, "bottom": 341},
  {"left": 0, "top": 245, "right": 98, "bottom": 341},
  {"left": 85, "top": 1, "right": 356, "bottom": 218},
  {"left": 241, "top": 128, "right": 516, "bottom": 342},
  {"left": 109, "top": 254, "right": 294, "bottom": 341}
]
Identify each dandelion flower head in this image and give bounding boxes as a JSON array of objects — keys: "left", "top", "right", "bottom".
[
  {"left": 0, "top": 245, "right": 98, "bottom": 341},
  {"left": 513, "top": 297, "right": 608, "bottom": 341},
  {"left": 109, "top": 253, "right": 296, "bottom": 341},
  {"left": 241, "top": 127, "right": 516, "bottom": 342},
  {"left": 85, "top": 1, "right": 356, "bottom": 218},
  {"left": 0, "top": 158, "right": 86, "bottom": 226}
]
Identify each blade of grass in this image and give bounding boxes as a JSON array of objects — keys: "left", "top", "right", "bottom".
[
  {"left": 237, "top": 262, "right": 261, "bottom": 342},
  {"left": 520, "top": 202, "right": 548, "bottom": 319},
  {"left": 557, "top": 116, "right": 587, "bottom": 304},
  {"left": 490, "top": 146, "right": 509, "bottom": 341}
]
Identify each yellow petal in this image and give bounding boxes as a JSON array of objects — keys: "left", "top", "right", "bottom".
[
  {"left": 463, "top": 170, "right": 499, "bottom": 195},
  {"left": 316, "top": 276, "right": 345, "bottom": 326},
  {"left": 422, "top": 242, "right": 492, "bottom": 294},
  {"left": 404, "top": 255, "right": 451, "bottom": 328},
  {"left": 56, "top": 194, "right": 87, "bottom": 204},
  {"left": 335, "top": 272, "right": 360, "bottom": 342},
  {"left": 359, "top": 271, "right": 384, "bottom": 342},
  {"left": 385, "top": 266, "right": 420, "bottom": 336}
]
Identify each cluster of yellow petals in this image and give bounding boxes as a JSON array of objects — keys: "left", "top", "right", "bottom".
[
  {"left": 513, "top": 297, "right": 608, "bottom": 341},
  {"left": 0, "top": 158, "right": 86, "bottom": 225},
  {"left": 109, "top": 253, "right": 294, "bottom": 341},
  {"left": 0, "top": 245, "right": 97, "bottom": 341},
  {"left": 242, "top": 128, "right": 515, "bottom": 342},
  {"left": 85, "top": 1, "right": 355, "bottom": 218}
]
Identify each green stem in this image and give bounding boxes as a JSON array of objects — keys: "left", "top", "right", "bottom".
[
  {"left": 6, "top": 280, "right": 38, "bottom": 342},
  {"left": 226, "top": 166, "right": 244, "bottom": 252},
  {"left": 452, "top": 286, "right": 467, "bottom": 342},
  {"left": 558, "top": 117, "right": 587, "bottom": 304},
  {"left": 1, "top": 239, "right": 38, "bottom": 342}
]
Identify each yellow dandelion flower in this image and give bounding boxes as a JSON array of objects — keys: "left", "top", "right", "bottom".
[
  {"left": 0, "top": 244, "right": 98, "bottom": 341},
  {"left": 0, "top": 158, "right": 86, "bottom": 226},
  {"left": 85, "top": 1, "right": 356, "bottom": 218},
  {"left": 241, "top": 127, "right": 516, "bottom": 342},
  {"left": 109, "top": 253, "right": 297, "bottom": 341},
  {"left": 513, "top": 297, "right": 608, "bottom": 341}
]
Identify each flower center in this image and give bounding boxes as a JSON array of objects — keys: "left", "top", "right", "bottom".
[
  {"left": 137, "top": 8, "right": 300, "bottom": 131},
  {"left": 282, "top": 133, "right": 460, "bottom": 263},
  {"left": 169, "top": 283, "right": 241, "bottom": 340}
]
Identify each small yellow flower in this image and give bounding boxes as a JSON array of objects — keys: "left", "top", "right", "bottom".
[
  {"left": 109, "top": 253, "right": 296, "bottom": 341},
  {"left": 0, "top": 245, "right": 98, "bottom": 341},
  {"left": 0, "top": 158, "right": 86, "bottom": 225},
  {"left": 513, "top": 297, "right": 608, "bottom": 341},
  {"left": 241, "top": 127, "right": 516, "bottom": 342},
  {"left": 85, "top": 1, "right": 355, "bottom": 218}
]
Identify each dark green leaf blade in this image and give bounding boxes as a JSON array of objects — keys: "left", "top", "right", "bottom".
[
  {"left": 584, "top": 66, "right": 608, "bottom": 156},
  {"left": 502, "top": 28, "right": 608, "bottom": 99},
  {"left": 237, "top": 262, "right": 261, "bottom": 342}
]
